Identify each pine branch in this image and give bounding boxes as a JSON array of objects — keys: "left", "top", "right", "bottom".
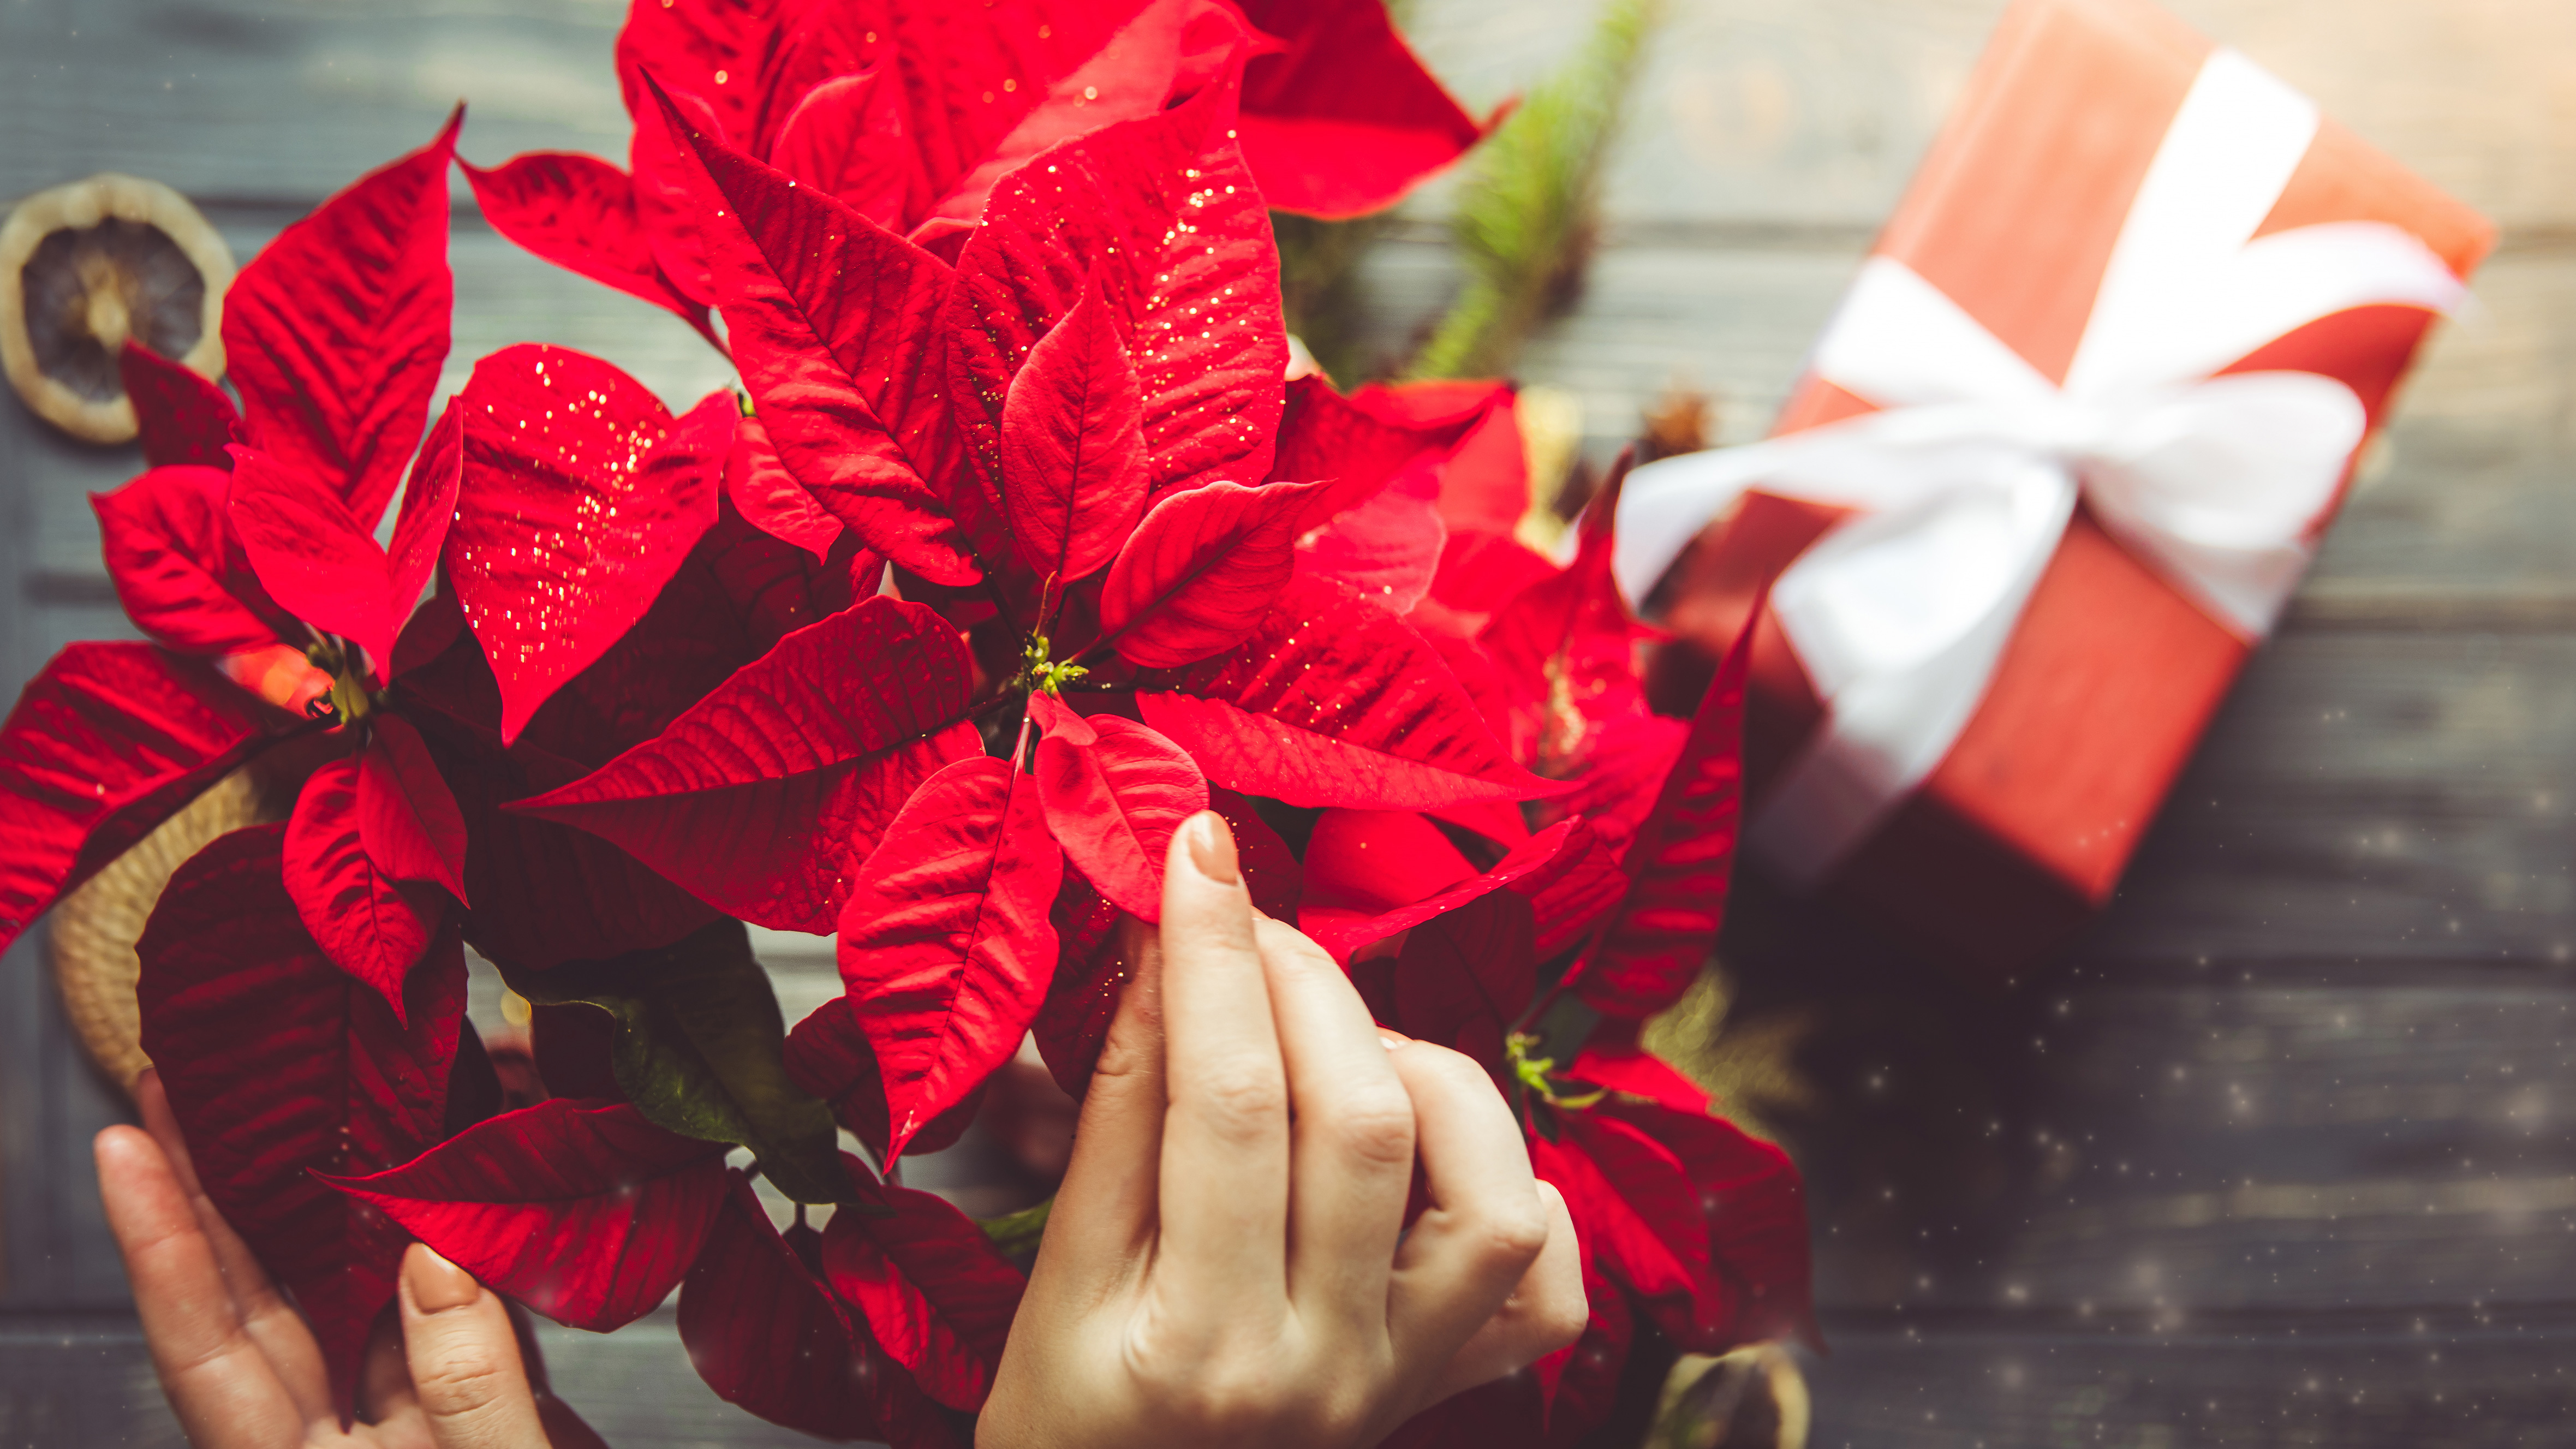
[{"left": 1407, "top": 0, "right": 1662, "bottom": 380}]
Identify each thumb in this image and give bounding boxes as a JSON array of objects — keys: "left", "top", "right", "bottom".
[
  {"left": 398, "top": 1244, "right": 550, "bottom": 1449},
  {"left": 1030, "top": 913, "right": 1167, "bottom": 1286}
]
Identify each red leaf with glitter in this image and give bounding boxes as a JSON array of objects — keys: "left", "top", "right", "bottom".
[
  {"left": 679, "top": 1169, "right": 959, "bottom": 1447},
  {"left": 92, "top": 466, "right": 285, "bottom": 656},
  {"left": 944, "top": 74, "right": 1286, "bottom": 505},
  {"left": 768, "top": 69, "right": 915, "bottom": 228},
  {"left": 327, "top": 1099, "right": 729, "bottom": 1332},
  {"left": 138, "top": 824, "right": 462, "bottom": 1417},
  {"left": 1577, "top": 600, "right": 1754, "bottom": 1018},
  {"left": 653, "top": 83, "right": 976, "bottom": 585},
  {"left": 283, "top": 755, "right": 440, "bottom": 1013},
  {"left": 1028, "top": 693, "right": 1206, "bottom": 920},
  {"left": 359, "top": 714, "right": 469, "bottom": 905},
  {"left": 836, "top": 755, "right": 1062, "bottom": 1160},
  {"left": 0, "top": 645, "right": 277, "bottom": 958},
  {"left": 119, "top": 342, "right": 238, "bottom": 468},
  {"left": 511, "top": 598, "right": 982, "bottom": 934},
  {"left": 462, "top": 152, "right": 710, "bottom": 332},
  {"left": 1232, "top": 0, "right": 1484, "bottom": 218},
  {"left": 1000, "top": 277, "right": 1149, "bottom": 583},
  {"left": 223, "top": 111, "right": 456, "bottom": 528},
  {"left": 725, "top": 413, "right": 843, "bottom": 560},
  {"left": 1296, "top": 485, "right": 1446, "bottom": 614},
  {"left": 821, "top": 1184, "right": 1027, "bottom": 1412},
  {"left": 1135, "top": 575, "right": 1555, "bottom": 809},
  {"left": 1100, "top": 477, "right": 1370, "bottom": 668},
  {"left": 910, "top": 0, "right": 1254, "bottom": 230},
  {"left": 448, "top": 345, "right": 729, "bottom": 742}
]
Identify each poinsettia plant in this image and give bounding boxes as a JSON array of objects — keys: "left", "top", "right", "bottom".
[{"left": 0, "top": 1, "right": 1812, "bottom": 1443}]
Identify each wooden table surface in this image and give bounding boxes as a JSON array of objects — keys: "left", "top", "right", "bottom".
[{"left": 3, "top": 1, "right": 2571, "bottom": 1445}]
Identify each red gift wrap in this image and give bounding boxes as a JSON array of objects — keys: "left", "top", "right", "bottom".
[{"left": 1632, "top": 0, "right": 2494, "bottom": 984}]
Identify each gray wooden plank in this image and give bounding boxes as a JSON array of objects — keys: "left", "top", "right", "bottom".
[
  {"left": 1805, "top": 1310, "right": 2576, "bottom": 1448},
  {"left": 0, "top": 1314, "right": 886, "bottom": 1448}
]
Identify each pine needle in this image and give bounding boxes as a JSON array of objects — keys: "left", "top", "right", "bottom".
[{"left": 1407, "top": 0, "right": 1662, "bottom": 380}]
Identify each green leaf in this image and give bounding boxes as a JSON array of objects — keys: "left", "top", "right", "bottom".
[
  {"left": 977, "top": 1197, "right": 1053, "bottom": 1259},
  {"left": 502, "top": 921, "right": 860, "bottom": 1204},
  {"left": 1406, "top": 0, "right": 1663, "bottom": 381}
]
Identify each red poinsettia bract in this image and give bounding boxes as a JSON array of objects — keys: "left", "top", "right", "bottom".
[{"left": 464, "top": 0, "right": 1487, "bottom": 331}]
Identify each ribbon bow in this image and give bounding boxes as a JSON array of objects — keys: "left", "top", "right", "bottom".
[{"left": 1613, "top": 49, "right": 2467, "bottom": 887}]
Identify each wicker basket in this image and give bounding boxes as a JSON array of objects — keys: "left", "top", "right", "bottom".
[{"left": 46, "top": 766, "right": 291, "bottom": 1093}]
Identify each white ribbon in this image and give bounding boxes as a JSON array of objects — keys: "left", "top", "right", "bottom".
[{"left": 1613, "top": 49, "right": 2467, "bottom": 887}]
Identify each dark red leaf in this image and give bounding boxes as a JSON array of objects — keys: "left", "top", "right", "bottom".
[
  {"left": 120, "top": 342, "right": 240, "bottom": 468},
  {"left": 821, "top": 1183, "right": 1026, "bottom": 1412},
  {"left": 359, "top": 714, "right": 469, "bottom": 904},
  {"left": 725, "top": 413, "right": 843, "bottom": 560},
  {"left": 386, "top": 402, "right": 464, "bottom": 640},
  {"left": 836, "top": 755, "right": 1063, "bottom": 1160},
  {"left": 138, "top": 824, "right": 462, "bottom": 1416},
  {"left": 944, "top": 70, "right": 1285, "bottom": 505},
  {"left": 0, "top": 645, "right": 276, "bottom": 957},
  {"left": 1530, "top": 1116, "right": 1703, "bottom": 1310},
  {"left": 679, "top": 1170, "right": 955, "bottom": 1445},
  {"left": 1232, "top": 0, "right": 1484, "bottom": 218},
  {"left": 1099, "top": 477, "right": 1356, "bottom": 668},
  {"left": 1000, "top": 276, "right": 1150, "bottom": 583},
  {"left": 1135, "top": 575, "right": 1555, "bottom": 810},
  {"left": 92, "top": 466, "right": 285, "bottom": 655},
  {"left": 511, "top": 598, "right": 982, "bottom": 934},
  {"left": 1297, "top": 808, "right": 1475, "bottom": 946},
  {"left": 1390, "top": 887, "right": 1536, "bottom": 1066},
  {"left": 223, "top": 110, "right": 457, "bottom": 528},
  {"left": 327, "top": 1099, "right": 729, "bottom": 1332},
  {"left": 461, "top": 152, "right": 711, "bottom": 331},
  {"left": 1304, "top": 817, "right": 1602, "bottom": 965},
  {"left": 1028, "top": 693, "right": 1206, "bottom": 921},
  {"left": 1577, "top": 601, "right": 1755, "bottom": 1018},
  {"left": 1591, "top": 1088, "right": 1818, "bottom": 1352},
  {"left": 227, "top": 445, "right": 406, "bottom": 671},
  {"left": 284, "top": 755, "right": 440, "bottom": 1015},
  {"left": 784, "top": 996, "right": 985, "bottom": 1160},
  {"left": 652, "top": 82, "right": 977, "bottom": 585},
  {"left": 449, "top": 345, "right": 729, "bottom": 742}
]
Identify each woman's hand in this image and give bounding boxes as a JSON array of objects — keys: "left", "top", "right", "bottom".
[
  {"left": 979, "top": 811, "right": 1588, "bottom": 1449},
  {"left": 97, "top": 1071, "right": 587, "bottom": 1448}
]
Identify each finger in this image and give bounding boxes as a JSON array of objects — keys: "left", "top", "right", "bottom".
[
  {"left": 136, "top": 1069, "right": 333, "bottom": 1421},
  {"left": 1253, "top": 915, "right": 1414, "bottom": 1329},
  {"left": 1423, "top": 1180, "right": 1588, "bottom": 1403},
  {"left": 96, "top": 1125, "right": 305, "bottom": 1449},
  {"left": 1035, "top": 913, "right": 1167, "bottom": 1293},
  {"left": 399, "top": 1244, "right": 550, "bottom": 1449},
  {"left": 360, "top": 1309, "right": 427, "bottom": 1434},
  {"left": 1156, "top": 811, "right": 1291, "bottom": 1313},
  {"left": 1383, "top": 1043, "right": 1552, "bottom": 1375}
]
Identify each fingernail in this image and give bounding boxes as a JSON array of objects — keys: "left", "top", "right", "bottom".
[
  {"left": 1184, "top": 812, "right": 1238, "bottom": 885},
  {"left": 404, "top": 1244, "right": 482, "bottom": 1314},
  {"left": 1378, "top": 1030, "right": 1411, "bottom": 1051}
]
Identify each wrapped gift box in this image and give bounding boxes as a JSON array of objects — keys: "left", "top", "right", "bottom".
[{"left": 1619, "top": 0, "right": 2493, "bottom": 985}]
